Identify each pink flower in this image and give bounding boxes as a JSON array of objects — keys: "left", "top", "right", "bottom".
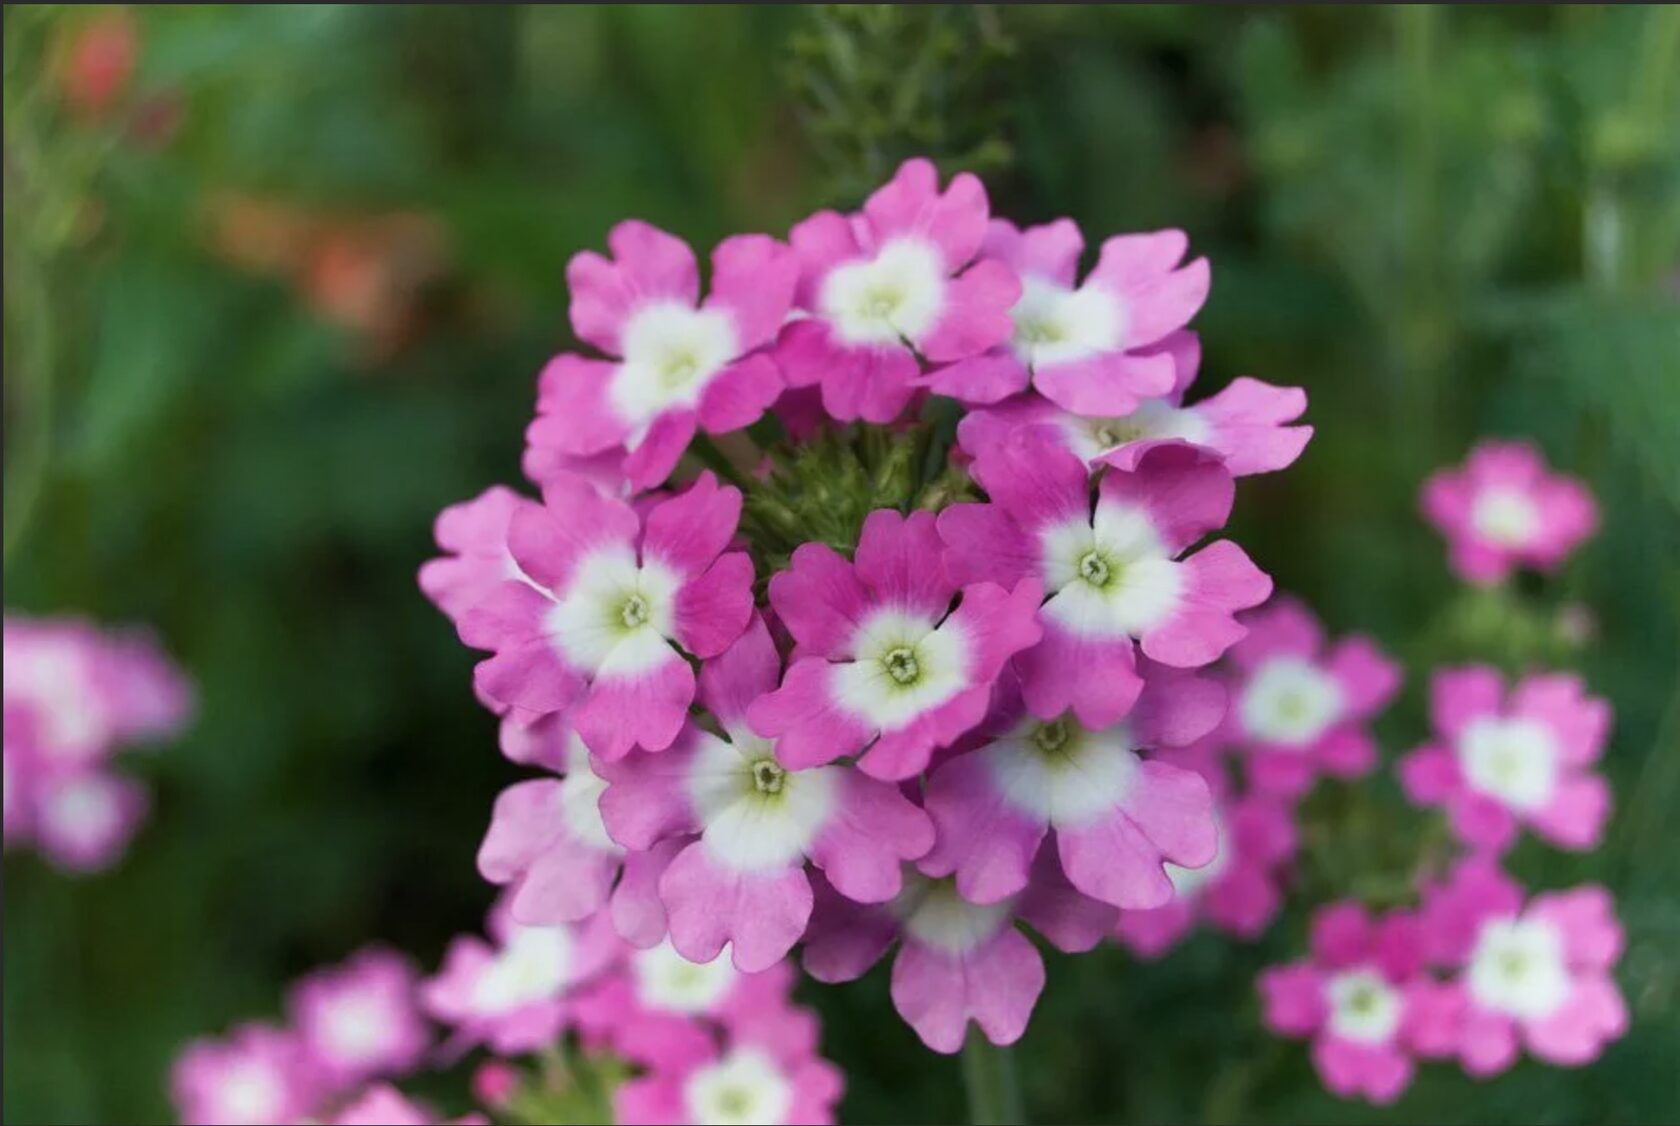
[
  {"left": 30, "top": 768, "right": 148, "bottom": 873},
  {"left": 1112, "top": 745, "right": 1297, "bottom": 957},
  {"left": 326, "top": 1084, "right": 487, "bottom": 1126},
  {"left": 776, "top": 157, "right": 1020, "bottom": 423},
  {"left": 1223, "top": 597, "right": 1401, "bottom": 798},
  {"left": 955, "top": 332, "right": 1312, "bottom": 477},
  {"left": 525, "top": 221, "right": 798, "bottom": 492},
  {"left": 747, "top": 509, "right": 1042, "bottom": 781},
  {"left": 1400, "top": 666, "right": 1611, "bottom": 853},
  {"left": 940, "top": 432, "right": 1270, "bottom": 725},
  {"left": 288, "top": 947, "right": 428, "bottom": 1089},
  {"left": 601, "top": 616, "right": 935, "bottom": 971},
  {"left": 1420, "top": 440, "right": 1597, "bottom": 585},
  {"left": 923, "top": 219, "right": 1206, "bottom": 411},
  {"left": 802, "top": 856, "right": 1117, "bottom": 1053},
  {"left": 2, "top": 716, "right": 31, "bottom": 847},
  {"left": 418, "top": 485, "right": 542, "bottom": 625},
  {"left": 459, "top": 472, "right": 754, "bottom": 760},
  {"left": 1414, "top": 860, "right": 1628, "bottom": 1074},
  {"left": 170, "top": 1023, "right": 321, "bottom": 1126},
  {"left": 920, "top": 669, "right": 1222, "bottom": 910},
  {"left": 419, "top": 902, "right": 621, "bottom": 1056},
  {"left": 1257, "top": 902, "right": 1434, "bottom": 1105},
  {"left": 614, "top": 1028, "right": 844, "bottom": 1126},
  {"left": 4, "top": 618, "right": 125, "bottom": 768}
]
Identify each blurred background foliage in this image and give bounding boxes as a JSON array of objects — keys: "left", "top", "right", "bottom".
[{"left": 3, "top": 6, "right": 1676, "bottom": 1124}]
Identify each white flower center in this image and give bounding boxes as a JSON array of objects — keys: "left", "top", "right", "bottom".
[
  {"left": 1058, "top": 399, "right": 1209, "bottom": 462},
  {"left": 897, "top": 873, "right": 1014, "bottom": 955},
  {"left": 320, "top": 993, "right": 393, "bottom": 1065},
  {"left": 217, "top": 1061, "right": 285, "bottom": 1124},
  {"left": 1466, "top": 916, "right": 1570, "bottom": 1021},
  {"left": 1239, "top": 658, "right": 1344, "bottom": 747},
  {"left": 832, "top": 609, "right": 970, "bottom": 730},
  {"left": 470, "top": 924, "right": 572, "bottom": 1014},
  {"left": 985, "top": 715, "right": 1142, "bottom": 828},
  {"left": 557, "top": 742, "right": 619, "bottom": 852},
  {"left": 1325, "top": 968, "right": 1403, "bottom": 1045},
  {"left": 1009, "top": 275, "right": 1125, "bottom": 369},
  {"left": 684, "top": 1047, "right": 794, "bottom": 1126},
  {"left": 820, "top": 238, "right": 946, "bottom": 347},
  {"left": 1470, "top": 486, "right": 1541, "bottom": 548},
  {"left": 1040, "top": 504, "right": 1182, "bottom": 638},
  {"left": 610, "top": 302, "right": 738, "bottom": 435},
  {"left": 42, "top": 777, "right": 120, "bottom": 846},
  {"left": 547, "top": 548, "right": 681, "bottom": 677},
  {"left": 688, "top": 730, "right": 836, "bottom": 871},
  {"left": 1458, "top": 716, "right": 1559, "bottom": 812},
  {"left": 633, "top": 940, "right": 739, "bottom": 1014}
]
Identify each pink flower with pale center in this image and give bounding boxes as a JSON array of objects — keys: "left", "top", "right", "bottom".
[
  {"left": 1112, "top": 744, "right": 1298, "bottom": 957},
  {"left": 614, "top": 1024, "right": 844, "bottom": 1126},
  {"left": 940, "top": 431, "right": 1271, "bottom": 726},
  {"left": 525, "top": 221, "right": 798, "bottom": 492},
  {"left": 601, "top": 616, "right": 935, "bottom": 971},
  {"left": 459, "top": 472, "right": 754, "bottom": 760},
  {"left": 1420, "top": 440, "right": 1597, "bottom": 585},
  {"left": 170, "top": 1023, "right": 321, "bottom": 1126},
  {"left": 776, "top": 158, "right": 1020, "bottom": 423},
  {"left": 288, "top": 947, "right": 428, "bottom": 1090},
  {"left": 1411, "top": 859, "right": 1628, "bottom": 1074},
  {"left": 746, "top": 509, "right": 1042, "bottom": 781},
  {"left": 920, "top": 668, "right": 1222, "bottom": 910},
  {"left": 802, "top": 855, "right": 1117, "bottom": 1054},
  {"left": 30, "top": 768, "right": 148, "bottom": 873},
  {"left": 955, "top": 332, "right": 1312, "bottom": 478},
  {"left": 1400, "top": 666, "right": 1611, "bottom": 853},
  {"left": 1222, "top": 597, "right": 1400, "bottom": 798},
  {"left": 1257, "top": 902, "right": 1434, "bottom": 1106},
  {"left": 923, "top": 219, "right": 1206, "bottom": 411}
]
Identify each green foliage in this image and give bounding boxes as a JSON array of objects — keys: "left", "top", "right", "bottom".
[{"left": 3, "top": 6, "right": 1677, "bottom": 1125}]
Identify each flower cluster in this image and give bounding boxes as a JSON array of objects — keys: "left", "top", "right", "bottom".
[
  {"left": 423, "top": 156, "right": 1311, "bottom": 1059},
  {"left": 2, "top": 615, "right": 192, "bottom": 872}
]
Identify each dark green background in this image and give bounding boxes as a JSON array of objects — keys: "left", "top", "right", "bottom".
[{"left": 4, "top": 7, "right": 1676, "bottom": 1124}]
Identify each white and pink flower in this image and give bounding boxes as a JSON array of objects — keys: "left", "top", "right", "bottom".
[
  {"left": 940, "top": 431, "right": 1270, "bottom": 725},
  {"left": 1420, "top": 440, "right": 1597, "bottom": 585},
  {"left": 1400, "top": 666, "right": 1611, "bottom": 853},
  {"left": 923, "top": 219, "right": 1206, "bottom": 411},
  {"left": 748, "top": 509, "right": 1042, "bottom": 781},
  {"left": 614, "top": 1030, "right": 844, "bottom": 1126},
  {"left": 288, "top": 947, "right": 428, "bottom": 1089},
  {"left": 525, "top": 221, "right": 798, "bottom": 492},
  {"left": 1222, "top": 597, "right": 1400, "bottom": 798},
  {"left": 601, "top": 615, "right": 935, "bottom": 971},
  {"left": 776, "top": 157, "right": 1020, "bottom": 423},
  {"left": 1258, "top": 902, "right": 1434, "bottom": 1105},
  {"left": 170, "top": 1022, "right": 321, "bottom": 1126},
  {"left": 460, "top": 472, "right": 754, "bottom": 760}
]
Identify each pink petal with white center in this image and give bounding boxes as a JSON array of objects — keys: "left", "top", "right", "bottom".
[
  {"left": 34, "top": 770, "right": 146, "bottom": 872},
  {"left": 1138, "top": 541, "right": 1271, "bottom": 667},
  {"left": 892, "top": 928, "right": 1044, "bottom": 1053},
  {"left": 507, "top": 836, "right": 619, "bottom": 926},
  {"left": 1325, "top": 637, "right": 1401, "bottom": 718},
  {"left": 567, "top": 220, "right": 700, "bottom": 356},
  {"left": 773, "top": 319, "right": 919, "bottom": 424},
  {"left": 1418, "top": 857, "right": 1525, "bottom": 965},
  {"left": 703, "top": 233, "right": 798, "bottom": 350},
  {"left": 641, "top": 471, "right": 741, "bottom": 575},
  {"left": 419, "top": 486, "right": 535, "bottom": 622},
  {"left": 1059, "top": 761, "right": 1215, "bottom": 910},
  {"left": 918, "top": 349, "right": 1031, "bottom": 405},
  {"left": 659, "top": 843, "right": 813, "bottom": 973},
  {"left": 1032, "top": 350, "right": 1178, "bottom": 417},
  {"left": 916, "top": 258, "right": 1020, "bottom": 361},
  {"left": 853, "top": 509, "right": 957, "bottom": 622},
  {"left": 1188, "top": 376, "right": 1313, "bottom": 475},
  {"left": 1099, "top": 441, "right": 1234, "bottom": 553},
  {"left": 478, "top": 779, "right": 568, "bottom": 883},
  {"left": 788, "top": 210, "right": 862, "bottom": 307},
  {"left": 981, "top": 218, "right": 1084, "bottom": 287},
  {"left": 1311, "top": 1038, "right": 1412, "bottom": 1105},
  {"left": 598, "top": 732, "right": 702, "bottom": 849},
  {"left": 936, "top": 501, "right": 1040, "bottom": 589},
  {"left": 922, "top": 749, "right": 1049, "bottom": 904},
  {"left": 969, "top": 428, "right": 1090, "bottom": 535},
  {"left": 1013, "top": 623, "right": 1143, "bottom": 729},
  {"left": 1258, "top": 963, "right": 1327, "bottom": 1035},
  {"left": 696, "top": 353, "right": 783, "bottom": 434},
  {"left": 573, "top": 651, "right": 695, "bottom": 760},
  {"left": 525, "top": 354, "right": 631, "bottom": 457},
  {"left": 497, "top": 710, "right": 570, "bottom": 771},
  {"left": 808, "top": 769, "right": 935, "bottom": 903},
  {"left": 1086, "top": 230, "right": 1209, "bottom": 346},
  {"left": 1458, "top": 1006, "right": 1521, "bottom": 1075},
  {"left": 747, "top": 658, "right": 876, "bottom": 771},
  {"left": 860, "top": 158, "right": 989, "bottom": 270},
  {"left": 507, "top": 477, "right": 639, "bottom": 593},
  {"left": 1129, "top": 663, "right": 1228, "bottom": 747},
  {"left": 858, "top": 685, "right": 996, "bottom": 782},
  {"left": 767, "top": 541, "right": 873, "bottom": 660},
  {"left": 1016, "top": 850, "right": 1121, "bottom": 951},
  {"left": 1523, "top": 974, "right": 1626, "bottom": 1065}
]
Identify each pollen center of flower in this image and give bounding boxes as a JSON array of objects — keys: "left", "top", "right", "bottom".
[
  {"left": 1325, "top": 968, "right": 1402, "bottom": 1045},
  {"left": 750, "top": 758, "right": 786, "bottom": 795},
  {"left": 660, "top": 353, "right": 700, "bottom": 389},
  {"left": 865, "top": 288, "right": 902, "bottom": 319},
  {"left": 1030, "top": 718, "right": 1073, "bottom": 755},
  {"left": 1077, "top": 550, "right": 1112, "bottom": 588},
  {"left": 620, "top": 593, "right": 650, "bottom": 629},
  {"left": 883, "top": 646, "right": 920, "bottom": 685}
]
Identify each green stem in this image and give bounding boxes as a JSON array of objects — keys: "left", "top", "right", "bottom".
[{"left": 961, "top": 1029, "right": 1023, "bottom": 1125}]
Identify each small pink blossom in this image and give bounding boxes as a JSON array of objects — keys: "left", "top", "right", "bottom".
[
  {"left": 776, "top": 157, "right": 1020, "bottom": 423},
  {"left": 526, "top": 221, "right": 798, "bottom": 491},
  {"left": 923, "top": 219, "right": 1206, "bottom": 411},
  {"left": 940, "top": 431, "right": 1270, "bottom": 725},
  {"left": 602, "top": 616, "right": 935, "bottom": 970},
  {"left": 614, "top": 1026, "right": 844, "bottom": 1126},
  {"left": 288, "top": 947, "right": 428, "bottom": 1089},
  {"left": 1413, "top": 859, "right": 1628, "bottom": 1074},
  {"left": 1400, "top": 666, "right": 1611, "bottom": 853},
  {"left": 748, "top": 509, "right": 1042, "bottom": 781},
  {"left": 459, "top": 472, "right": 754, "bottom": 760},
  {"left": 1257, "top": 902, "right": 1434, "bottom": 1105},
  {"left": 170, "top": 1022, "right": 321, "bottom": 1126},
  {"left": 1222, "top": 597, "right": 1401, "bottom": 798},
  {"left": 1420, "top": 440, "right": 1597, "bottom": 585},
  {"left": 802, "top": 856, "right": 1117, "bottom": 1054},
  {"left": 955, "top": 332, "right": 1311, "bottom": 477}
]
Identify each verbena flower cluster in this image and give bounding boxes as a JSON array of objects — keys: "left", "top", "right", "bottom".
[
  {"left": 421, "top": 156, "right": 1315, "bottom": 1069},
  {"left": 2, "top": 615, "right": 192, "bottom": 871}
]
